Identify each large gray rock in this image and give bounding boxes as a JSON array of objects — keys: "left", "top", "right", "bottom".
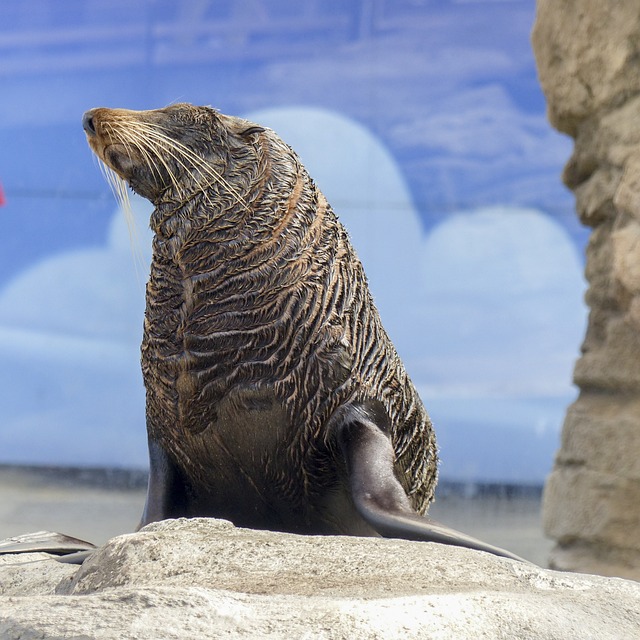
[
  {"left": 1, "top": 519, "right": 639, "bottom": 639},
  {"left": 533, "top": 0, "right": 640, "bottom": 579}
]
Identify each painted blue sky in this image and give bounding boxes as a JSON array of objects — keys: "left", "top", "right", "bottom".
[{"left": 0, "top": 1, "right": 586, "bottom": 482}]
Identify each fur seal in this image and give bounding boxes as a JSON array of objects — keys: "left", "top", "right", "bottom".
[{"left": 78, "top": 103, "right": 526, "bottom": 563}]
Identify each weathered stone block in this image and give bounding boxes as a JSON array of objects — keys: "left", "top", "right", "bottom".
[
  {"left": 614, "top": 152, "right": 640, "bottom": 222},
  {"left": 583, "top": 223, "right": 615, "bottom": 306},
  {"left": 574, "top": 168, "right": 619, "bottom": 226},
  {"left": 548, "top": 540, "right": 640, "bottom": 581},
  {"left": 611, "top": 222, "right": 640, "bottom": 294},
  {"left": 543, "top": 467, "right": 640, "bottom": 551},
  {"left": 628, "top": 296, "right": 640, "bottom": 330},
  {"left": 532, "top": 0, "right": 640, "bottom": 135},
  {"left": 523, "top": 0, "right": 640, "bottom": 580},
  {"left": 599, "top": 96, "right": 640, "bottom": 167},
  {"left": 574, "top": 316, "right": 640, "bottom": 391},
  {"left": 557, "top": 395, "right": 640, "bottom": 480}
]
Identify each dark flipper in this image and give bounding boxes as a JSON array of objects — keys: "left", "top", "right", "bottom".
[
  {"left": 139, "top": 437, "right": 191, "bottom": 529},
  {"left": 338, "top": 413, "right": 530, "bottom": 564},
  {"left": 0, "top": 531, "right": 96, "bottom": 564}
]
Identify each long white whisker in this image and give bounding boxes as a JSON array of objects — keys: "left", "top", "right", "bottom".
[
  {"left": 126, "top": 121, "right": 250, "bottom": 210},
  {"left": 119, "top": 124, "right": 189, "bottom": 199},
  {"left": 96, "top": 128, "right": 147, "bottom": 290}
]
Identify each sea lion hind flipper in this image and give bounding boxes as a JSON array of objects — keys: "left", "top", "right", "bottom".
[
  {"left": 337, "top": 416, "right": 530, "bottom": 564},
  {"left": 0, "top": 531, "right": 96, "bottom": 561}
]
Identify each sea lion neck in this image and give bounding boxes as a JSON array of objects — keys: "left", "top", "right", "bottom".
[{"left": 148, "top": 135, "right": 299, "bottom": 264}]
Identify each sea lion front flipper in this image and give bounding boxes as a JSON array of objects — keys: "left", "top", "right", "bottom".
[
  {"left": 139, "top": 437, "right": 192, "bottom": 528},
  {"left": 0, "top": 531, "right": 96, "bottom": 563},
  {"left": 337, "top": 415, "right": 529, "bottom": 563}
]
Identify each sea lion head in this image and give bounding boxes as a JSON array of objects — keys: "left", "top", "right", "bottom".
[{"left": 82, "top": 103, "right": 265, "bottom": 204}]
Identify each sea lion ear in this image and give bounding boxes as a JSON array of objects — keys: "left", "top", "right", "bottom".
[
  {"left": 222, "top": 114, "right": 266, "bottom": 139},
  {"left": 239, "top": 125, "right": 266, "bottom": 138}
]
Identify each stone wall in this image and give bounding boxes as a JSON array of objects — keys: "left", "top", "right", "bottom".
[{"left": 533, "top": 0, "right": 640, "bottom": 580}]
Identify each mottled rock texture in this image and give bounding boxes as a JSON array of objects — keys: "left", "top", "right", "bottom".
[
  {"left": 1, "top": 519, "right": 639, "bottom": 639},
  {"left": 533, "top": 0, "right": 640, "bottom": 579}
]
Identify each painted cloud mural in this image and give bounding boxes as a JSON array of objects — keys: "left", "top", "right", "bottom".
[{"left": 0, "top": 107, "right": 585, "bottom": 481}]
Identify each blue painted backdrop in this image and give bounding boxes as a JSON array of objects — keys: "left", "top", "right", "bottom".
[{"left": 0, "top": 0, "right": 586, "bottom": 483}]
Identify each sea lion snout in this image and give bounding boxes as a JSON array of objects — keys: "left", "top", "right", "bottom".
[
  {"left": 82, "top": 107, "right": 115, "bottom": 138},
  {"left": 81, "top": 106, "right": 175, "bottom": 202},
  {"left": 82, "top": 110, "right": 97, "bottom": 136}
]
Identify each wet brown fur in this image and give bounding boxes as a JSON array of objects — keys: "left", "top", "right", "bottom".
[{"left": 84, "top": 103, "right": 438, "bottom": 533}]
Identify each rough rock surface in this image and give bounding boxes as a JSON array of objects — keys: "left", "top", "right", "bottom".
[
  {"left": 533, "top": 0, "right": 640, "bottom": 579},
  {"left": 1, "top": 518, "right": 639, "bottom": 639}
]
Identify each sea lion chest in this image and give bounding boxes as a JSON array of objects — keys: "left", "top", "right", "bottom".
[{"left": 140, "top": 213, "right": 354, "bottom": 518}]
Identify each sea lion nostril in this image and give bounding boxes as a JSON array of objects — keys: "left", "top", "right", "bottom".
[{"left": 82, "top": 111, "right": 96, "bottom": 136}]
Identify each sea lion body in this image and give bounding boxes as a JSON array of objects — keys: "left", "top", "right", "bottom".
[{"left": 80, "top": 104, "right": 525, "bottom": 562}]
